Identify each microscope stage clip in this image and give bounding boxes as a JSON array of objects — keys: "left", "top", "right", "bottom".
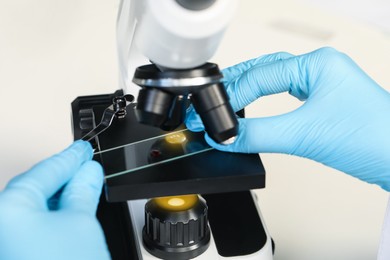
[{"left": 81, "top": 94, "right": 134, "bottom": 142}]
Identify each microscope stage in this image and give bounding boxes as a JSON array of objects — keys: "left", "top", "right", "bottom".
[{"left": 72, "top": 91, "right": 266, "bottom": 202}]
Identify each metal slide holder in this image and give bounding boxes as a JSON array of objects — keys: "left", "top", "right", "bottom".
[{"left": 81, "top": 94, "right": 134, "bottom": 142}]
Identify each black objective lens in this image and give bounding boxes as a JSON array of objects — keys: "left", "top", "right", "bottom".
[
  {"left": 135, "top": 88, "right": 175, "bottom": 127},
  {"left": 191, "top": 83, "right": 238, "bottom": 144},
  {"left": 135, "top": 88, "right": 187, "bottom": 131},
  {"left": 132, "top": 63, "right": 239, "bottom": 144}
]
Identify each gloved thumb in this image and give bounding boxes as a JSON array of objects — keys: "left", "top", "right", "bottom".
[
  {"left": 59, "top": 160, "right": 104, "bottom": 214},
  {"left": 204, "top": 115, "right": 301, "bottom": 155}
]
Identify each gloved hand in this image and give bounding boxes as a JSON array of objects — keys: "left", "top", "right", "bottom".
[
  {"left": 0, "top": 141, "right": 110, "bottom": 260},
  {"left": 186, "top": 47, "right": 390, "bottom": 191}
]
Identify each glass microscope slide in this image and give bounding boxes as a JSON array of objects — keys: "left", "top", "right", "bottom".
[{"left": 95, "top": 129, "right": 213, "bottom": 179}]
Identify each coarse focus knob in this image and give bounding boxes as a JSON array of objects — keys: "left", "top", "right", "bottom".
[{"left": 143, "top": 195, "right": 210, "bottom": 260}]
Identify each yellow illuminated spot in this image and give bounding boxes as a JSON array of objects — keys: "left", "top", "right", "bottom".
[
  {"left": 153, "top": 195, "right": 198, "bottom": 211},
  {"left": 165, "top": 132, "right": 187, "bottom": 144},
  {"left": 168, "top": 198, "right": 185, "bottom": 207}
]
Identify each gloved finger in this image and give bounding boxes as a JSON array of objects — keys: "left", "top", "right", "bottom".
[
  {"left": 204, "top": 115, "right": 301, "bottom": 155},
  {"left": 225, "top": 52, "right": 316, "bottom": 112},
  {"left": 5, "top": 141, "right": 93, "bottom": 208},
  {"left": 185, "top": 106, "right": 204, "bottom": 132},
  {"left": 59, "top": 160, "right": 104, "bottom": 214},
  {"left": 185, "top": 52, "right": 296, "bottom": 132},
  {"left": 222, "top": 52, "right": 295, "bottom": 85},
  {"left": 186, "top": 52, "right": 296, "bottom": 131}
]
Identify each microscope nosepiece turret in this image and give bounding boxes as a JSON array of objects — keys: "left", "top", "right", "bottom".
[{"left": 132, "top": 63, "right": 238, "bottom": 144}]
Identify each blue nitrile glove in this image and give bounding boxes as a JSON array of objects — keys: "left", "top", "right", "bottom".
[
  {"left": 186, "top": 47, "right": 390, "bottom": 191},
  {"left": 0, "top": 140, "right": 110, "bottom": 260}
]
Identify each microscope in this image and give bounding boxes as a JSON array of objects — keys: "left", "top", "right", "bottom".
[{"left": 71, "top": 0, "right": 274, "bottom": 259}]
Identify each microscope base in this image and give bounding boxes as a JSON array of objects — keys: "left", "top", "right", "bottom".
[{"left": 128, "top": 191, "right": 273, "bottom": 260}]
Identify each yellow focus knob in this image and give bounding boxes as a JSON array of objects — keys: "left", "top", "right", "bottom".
[{"left": 153, "top": 194, "right": 199, "bottom": 211}]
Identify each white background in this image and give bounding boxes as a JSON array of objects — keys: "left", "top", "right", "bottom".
[{"left": 0, "top": 1, "right": 390, "bottom": 259}]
